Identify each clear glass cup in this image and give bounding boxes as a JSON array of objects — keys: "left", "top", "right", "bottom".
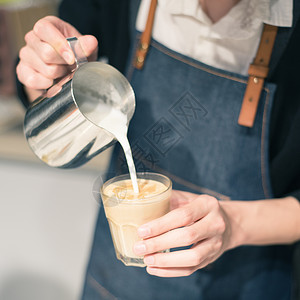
[{"left": 101, "top": 172, "right": 172, "bottom": 267}]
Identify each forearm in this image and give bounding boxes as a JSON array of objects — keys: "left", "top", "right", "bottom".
[{"left": 221, "top": 196, "right": 300, "bottom": 250}]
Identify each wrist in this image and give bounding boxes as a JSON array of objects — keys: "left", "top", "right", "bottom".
[
  {"left": 220, "top": 197, "right": 300, "bottom": 249},
  {"left": 220, "top": 200, "right": 250, "bottom": 250}
]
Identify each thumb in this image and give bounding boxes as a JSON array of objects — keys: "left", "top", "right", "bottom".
[{"left": 77, "top": 35, "right": 98, "bottom": 62}]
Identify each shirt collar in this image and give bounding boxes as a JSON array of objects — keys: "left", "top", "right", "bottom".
[
  {"left": 158, "top": 0, "right": 293, "bottom": 39},
  {"left": 158, "top": 0, "right": 293, "bottom": 27}
]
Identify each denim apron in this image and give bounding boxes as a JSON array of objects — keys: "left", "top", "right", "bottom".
[{"left": 81, "top": 10, "right": 295, "bottom": 300}]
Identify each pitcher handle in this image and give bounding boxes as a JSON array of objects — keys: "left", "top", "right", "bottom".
[{"left": 67, "top": 37, "right": 88, "bottom": 68}]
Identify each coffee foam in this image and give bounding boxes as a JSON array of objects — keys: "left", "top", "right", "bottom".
[{"left": 103, "top": 179, "right": 167, "bottom": 201}]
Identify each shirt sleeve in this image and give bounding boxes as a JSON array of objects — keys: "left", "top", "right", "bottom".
[
  {"left": 289, "top": 191, "right": 300, "bottom": 201},
  {"left": 269, "top": 18, "right": 300, "bottom": 202}
]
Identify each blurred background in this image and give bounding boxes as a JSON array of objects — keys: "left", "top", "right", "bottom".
[
  {"left": 0, "top": 0, "right": 112, "bottom": 299},
  {"left": 0, "top": 0, "right": 299, "bottom": 299}
]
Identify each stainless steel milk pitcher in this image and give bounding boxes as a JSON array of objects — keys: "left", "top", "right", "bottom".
[{"left": 24, "top": 37, "right": 135, "bottom": 168}]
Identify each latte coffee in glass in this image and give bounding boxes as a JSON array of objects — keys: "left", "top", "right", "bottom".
[{"left": 101, "top": 172, "right": 171, "bottom": 267}]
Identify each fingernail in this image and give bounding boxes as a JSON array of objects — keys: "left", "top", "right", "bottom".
[
  {"left": 62, "top": 51, "right": 74, "bottom": 65},
  {"left": 134, "top": 242, "right": 146, "bottom": 254},
  {"left": 144, "top": 256, "right": 154, "bottom": 265},
  {"left": 138, "top": 226, "right": 151, "bottom": 238}
]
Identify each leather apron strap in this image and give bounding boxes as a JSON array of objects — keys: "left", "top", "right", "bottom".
[
  {"left": 238, "top": 24, "right": 278, "bottom": 127},
  {"left": 133, "top": 0, "right": 157, "bottom": 69},
  {"left": 134, "top": 0, "right": 278, "bottom": 128}
]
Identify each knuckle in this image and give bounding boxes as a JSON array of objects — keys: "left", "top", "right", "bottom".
[
  {"left": 185, "top": 227, "right": 199, "bottom": 245},
  {"left": 179, "top": 207, "right": 194, "bottom": 225},
  {"left": 187, "top": 268, "right": 197, "bottom": 276},
  {"left": 214, "top": 239, "right": 223, "bottom": 252},
  {"left": 24, "top": 31, "right": 33, "bottom": 44},
  {"left": 152, "top": 253, "right": 166, "bottom": 267},
  {"left": 18, "top": 47, "right": 27, "bottom": 60},
  {"left": 43, "top": 15, "right": 56, "bottom": 21},
  {"left": 33, "top": 18, "right": 46, "bottom": 35},
  {"left": 24, "top": 74, "right": 37, "bottom": 89},
  {"left": 145, "top": 240, "right": 156, "bottom": 253},
  {"left": 207, "top": 195, "right": 219, "bottom": 209},
  {"left": 33, "top": 17, "right": 53, "bottom": 36},
  {"left": 44, "top": 65, "right": 58, "bottom": 79},
  {"left": 215, "top": 217, "right": 226, "bottom": 234},
  {"left": 44, "top": 15, "right": 60, "bottom": 23},
  {"left": 16, "top": 64, "right": 24, "bottom": 81},
  {"left": 40, "top": 45, "right": 56, "bottom": 63},
  {"left": 189, "top": 249, "right": 202, "bottom": 266}
]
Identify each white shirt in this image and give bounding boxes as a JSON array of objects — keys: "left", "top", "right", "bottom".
[{"left": 136, "top": 0, "right": 293, "bottom": 75}]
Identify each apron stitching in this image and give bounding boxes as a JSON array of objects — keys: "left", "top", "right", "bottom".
[
  {"left": 87, "top": 273, "right": 119, "bottom": 300},
  {"left": 261, "top": 87, "right": 272, "bottom": 199},
  {"left": 153, "top": 39, "right": 270, "bottom": 97},
  {"left": 130, "top": 35, "right": 270, "bottom": 94},
  {"left": 151, "top": 41, "right": 247, "bottom": 84}
]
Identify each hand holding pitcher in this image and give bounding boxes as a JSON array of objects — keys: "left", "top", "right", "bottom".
[{"left": 16, "top": 16, "right": 98, "bottom": 101}]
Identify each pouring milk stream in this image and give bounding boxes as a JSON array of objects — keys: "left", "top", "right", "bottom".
[{"left": 97, "top": 106, "right": 139, "bottom": 194}]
